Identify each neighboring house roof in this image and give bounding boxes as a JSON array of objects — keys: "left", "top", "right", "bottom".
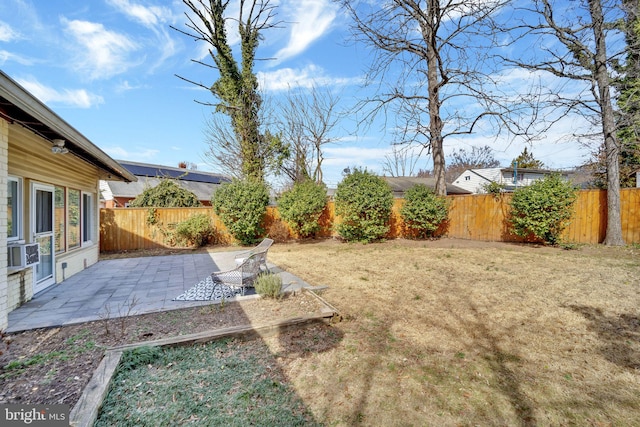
[
  {"left": 382, "top": 176, "right": 472, "bottom": 195},
  {"left": 0, "top": 70, "right": 135, "bottom": 183},
  {"left": 452, "top": 167, "right": 574, "bottom": 194},
  {"left": 102, "top": 160, "right": 231, "bottom": 204}
]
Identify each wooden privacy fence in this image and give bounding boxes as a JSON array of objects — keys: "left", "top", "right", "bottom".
[{"left": 100, "top": 188, "right": 640, "bottom": 251}]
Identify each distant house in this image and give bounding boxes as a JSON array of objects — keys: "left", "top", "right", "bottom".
[
  {"left": 1, "top": 70, "right": 135, "bottom": 331},
  {"left": 451, "top": 167, "right": 574, "bottom": 194},
  {"left": 100, "top": 161, "right": 231, "bottom": 207},
  {"left": 381, "top": 176, "right": 471, "bottom": 196}
]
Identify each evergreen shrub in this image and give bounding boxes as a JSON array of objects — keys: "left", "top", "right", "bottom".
[
  {"left": 213, "top": 179, "right": 270, "bottom": 245},
  {"left": 400, "top": 184, "right": 449, "bottom": 239},
  {"left": 334, "top": 169, "right": 394, "bottom": 242},
  {"left": 277, "top": 180, "right": 327, "bottom": 238},
  {"left": 509, "top": 174, "right": 578, "bottom": 245}
]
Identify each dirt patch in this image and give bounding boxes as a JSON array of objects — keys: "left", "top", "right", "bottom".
[{"left": 0, "top": 291, "right": 325, "bottom": 407}]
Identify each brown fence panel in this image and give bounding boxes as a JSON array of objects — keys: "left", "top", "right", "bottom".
[
  {"left": 621, "top": 188, "right": 640, "bottom": 244},
  {"left": 100, "top": 207, "right": 223, "bottom": 252},
  {"left": 100, "top": 188, "right": 640, "bottom": 251}
]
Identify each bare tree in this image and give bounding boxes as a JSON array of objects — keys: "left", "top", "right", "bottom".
[
  {"left": 202, "top": 114, "right": 243, "bottom": 179},
  {"left": 381, "top": 144, "right": 425, "bottom": 177},
  {"left": 499, "top": 0, "right": 625, "bottom": 245},
  {"left": 173, "top": 0, "right": 281, "bottom": 182},
  {"left": 338, "top": 0, "right": 528, "bottom": 195},
  {"left": 445, "top": 145, "right": 500, "bottom": 182},
  {"left": 277, "top": 86, "right": 342, "bottom": 184}
]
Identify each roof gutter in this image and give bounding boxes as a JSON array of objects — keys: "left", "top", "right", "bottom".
[{"left": 0, "top": 70, "right": 136, "bottom": 182}]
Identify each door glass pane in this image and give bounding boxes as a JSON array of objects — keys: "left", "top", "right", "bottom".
[
  {"left": 55, "top": 186, "right": 66, "bottom": 253},
  {"left": 35, "top": 234, "right": 53, "bottom": 283},
  {"left": 36, "top": 189, "right": 53, "bottom": 233},
  {"left": 68, "top": 189, "right": 80, "bottom": 249}
]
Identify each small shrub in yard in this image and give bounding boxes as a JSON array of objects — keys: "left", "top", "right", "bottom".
[
  {"left": 277, "top": 180, "right": 327, "bottom": 238},
  {"left": 174, "top": 214, "right": 215, "bottom": 247},
  {"left": 482, "top": 181, "right": 506, "bottom": 198},
  {"left": 400, "top": 184, "right": 449, "bottom": 239},
  {"left": 254, "top": 273, "right": 283, "bottom": 299},
  {"left": 509, "top": 173, "right": 578, "bottom": 245},
  {"left": 334, "top": 168, "right": 394, "bottom": 243},
  {"left": 213, "top": 179, "right": 270, "bottom": 245}
]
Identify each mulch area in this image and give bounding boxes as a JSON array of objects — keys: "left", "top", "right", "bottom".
[{"left": 0, "top": 291, "right": 325, "bottom": 407}]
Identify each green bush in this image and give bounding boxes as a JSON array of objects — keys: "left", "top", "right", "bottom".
[
  {"left": 253, "top": 273, "right": 283, "bottom": 299},
  {"left": 213, "top": 179, "right": 270, "bottom": 245},
  {"left": 509, "top": 174, "right": 578, "bottom": 245},
  {"left": 129, "top": 179, "right": 202, "bottom": 207},
  {"left": 277, "top": 180, "right": 327, "bottom": 238},
  {"left": 482, "top": 181, "right": 506, "bottom": 198},
  {"left": 400, "top": 184, "right": 449, "bottom": 239},
  {"left": 175, "top": 214, "right": 215, "bottom": 247},
  {"left": 334, "top": 169, "right": 394, "bottom": 242}
]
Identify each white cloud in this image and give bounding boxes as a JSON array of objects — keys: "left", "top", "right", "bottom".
[
  {"left": 105, "top": 0, "right": 181, "bottom": 71},
  {"left": 106, "top": 0, "right": 175, "bottom": 28},
  {"left": 104, "top": 146, "right": 159, "bottom": 160},
  {"left": 62, "top": 18, "right": 140, "bottom": 80},
  {"left": 115, "top": 80, "right": 148, "bottom": 93},
  {"left": 273, "top": 0, "right": 337, "bottom": 62},
  {"left": 258, "top": 64, "right": 361, "bottom": 91},
  {"left": 16, "top": 77, "right": 104, "bottom": 108},
  {"left": 0, "top": 49, "right": 34, "bottom": 65},
  {"left": 0, "top": 20, "right": 18, "bottom": 41}
]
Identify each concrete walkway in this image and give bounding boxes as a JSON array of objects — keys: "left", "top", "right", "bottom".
[{"left": 6, "top": 251, "right": 310, "bottom": 333}]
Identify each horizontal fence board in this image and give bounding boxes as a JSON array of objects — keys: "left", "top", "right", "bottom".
[{"left": 100, "top": 188, "right": 640, "bottom": 251}]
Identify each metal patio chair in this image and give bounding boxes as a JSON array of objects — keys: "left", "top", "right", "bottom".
[
  {"left": 211, "top": 252, "right": 263, "bottom": 296},
  {"left": 234, "top": 238, "right": 274, "bottom": 272}
]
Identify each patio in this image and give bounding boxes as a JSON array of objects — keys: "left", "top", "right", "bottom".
[{"left": 6, "top": 250, "right": 310, "bottom": 333}]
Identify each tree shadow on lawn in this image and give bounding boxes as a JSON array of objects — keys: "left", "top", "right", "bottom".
[
  {"left": 317, "top": 296, "right": 538, "bottom": 426},
  {"left": 328, "top": 289, "right": 638, "bottom": 427},
  {"left": 568, "top": 305, "right": 640, "bottom": 370}
]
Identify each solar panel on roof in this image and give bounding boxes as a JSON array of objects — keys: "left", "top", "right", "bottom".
[{"left": 120, "top": 162, "right": 231, "bottom": 184}]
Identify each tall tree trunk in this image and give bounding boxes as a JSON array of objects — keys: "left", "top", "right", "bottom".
[
  {"left": 426, "top": 0, "right": 446, "bottom": 196},
  {"left": 589, "top": 0, "right": 625, "bottom": 245}
]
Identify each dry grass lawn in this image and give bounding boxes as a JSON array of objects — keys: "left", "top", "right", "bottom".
[{"left": 263, "top": 238, "right": 640, "bottom": 426}]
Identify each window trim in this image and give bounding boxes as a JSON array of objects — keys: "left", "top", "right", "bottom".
[{"left": 7, "top": 176, "right": 22, "bottom": 242}]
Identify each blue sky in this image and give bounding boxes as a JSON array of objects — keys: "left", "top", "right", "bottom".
[{"left": 0, "top": 0, "right": 592, "bottom": 187}]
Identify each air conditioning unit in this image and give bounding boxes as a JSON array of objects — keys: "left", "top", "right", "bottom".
[{"left": 7, "top": 242, "right": 40, "bottom": 270}]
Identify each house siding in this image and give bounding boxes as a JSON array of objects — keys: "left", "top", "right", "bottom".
[
  {"left": 0, "top": 118, "right": 8, "bottom": 331},
  {"left": 452, "top": 168, "right": 502, "bottom": 193},
  {"left": 6, "top": 123, "right": 101, "bottom": 316}
]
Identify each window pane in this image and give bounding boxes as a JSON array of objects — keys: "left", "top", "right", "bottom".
[
  {"left": 8, "top": 180, "right": 18, "bottom": 239},
  {"left": 68, "top": 189, "right": 80, "bottom": 248},
  {"left": 36, "top": 189, "right": 53, "bottom": 234},
  {"left": 55, "top": 186, "right": 66, "bottom": 253},
  {"left": 82, "top": 193, "right": 93, "bottom": 243}
]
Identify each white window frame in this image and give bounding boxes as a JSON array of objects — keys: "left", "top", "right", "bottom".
[
  {"left": 81, "top": 191, "right": 96, "bottom": 246},
  {"left": 7, "top": 176, "right": 22, "bottom": 242}
]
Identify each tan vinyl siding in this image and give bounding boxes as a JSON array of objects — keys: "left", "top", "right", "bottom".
[{"left": 7, "top": 124, "right": 99, "bottom": 191}]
